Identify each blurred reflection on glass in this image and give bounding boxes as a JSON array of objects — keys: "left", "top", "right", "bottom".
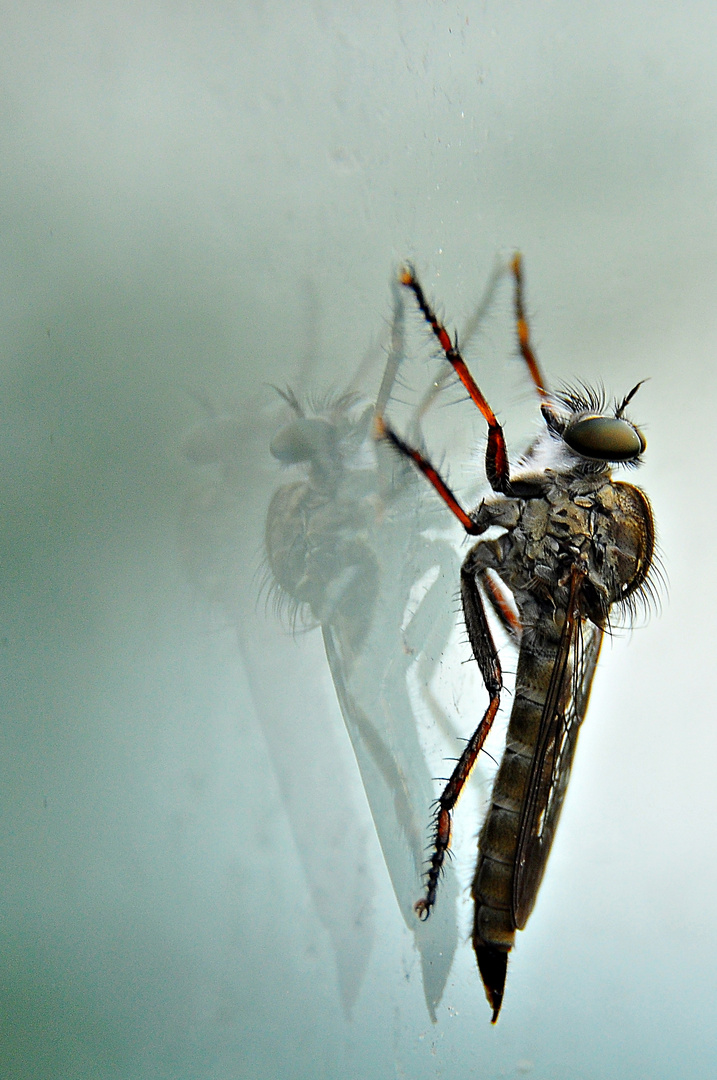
[
  {"left": 178, "top": 378, "right": 380, "bottom": 1015},
  {"left": 264, "top": 284, "right": 462, "bottom": 1017}
]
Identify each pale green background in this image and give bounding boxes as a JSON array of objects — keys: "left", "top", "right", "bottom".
[{"left": 0, "top": 3, "right": 710, "bottom": 1078}]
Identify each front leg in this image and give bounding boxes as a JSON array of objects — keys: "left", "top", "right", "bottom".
[{"left": 416, "top": 539, "right": 508, "bottom": 918}]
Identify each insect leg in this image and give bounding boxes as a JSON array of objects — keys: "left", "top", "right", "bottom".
[
  {"left": 511, "top": 253, "right": 549, "bottom": 399},
  {"left": 374, "top": 415, "right": 483, "bottom": 535},
  {"left": 407, "top": 258, "right": 505, "bottom": 441},
  {"left": 479, "top": 568, "right": 522, "bottom": 648},
  {"left": 399, "top": 267, "right": 513, "bottom": 495},
  {"left": 415, "top": 546, "right": 503, "bottom": 919}
]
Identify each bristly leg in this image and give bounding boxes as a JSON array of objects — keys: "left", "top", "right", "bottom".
[
  {"left": 372, "top": 427, "right": 503, "bottom": 919},
  {"left": 374, "top": 268, "right": 512, "bottom": 918},
  {"left": 374, "top": 414, "right": 481, "bottom": 535},
  {"left": 415, "top": 697, "right": 500, "bottom": 919},
  {"left": 375, "top": 414, "right": 506, "bottom": 919},
  {"left": 414, "top": 554, "right": 504, "bottom": 919},
  {"left": 375, "top": 423, "right": 503, "bottom": 920},
  {"left": 398, "top": 266, "right": 514, "bottom": 495}
]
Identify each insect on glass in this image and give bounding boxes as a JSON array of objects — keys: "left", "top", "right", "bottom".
[{"left": 375, "top": 256, "right": 656, "bottom": 1022}]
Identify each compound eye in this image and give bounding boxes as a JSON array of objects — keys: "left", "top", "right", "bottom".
[
  {"left": 270, "top": 418, "right": 337, "bottom": 463},
  {"left": 563, "top": 415, "right": 645, "bottom": 461}
]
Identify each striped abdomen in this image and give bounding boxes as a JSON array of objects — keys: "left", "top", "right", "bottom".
[{"left": 471, "top": 635, "right": 562, "bottom": 1018}]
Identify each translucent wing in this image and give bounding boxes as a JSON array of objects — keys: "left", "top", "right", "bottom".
[{"left": 511, "top": 575, "right": 604, "bottom": 929}]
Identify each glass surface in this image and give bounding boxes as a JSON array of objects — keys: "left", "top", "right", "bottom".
[{"left": 1, "top": 3, "right": 713, "bottom": 1077}]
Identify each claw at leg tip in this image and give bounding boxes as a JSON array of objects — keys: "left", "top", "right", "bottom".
[{"left": 414, "top": 898, "right": 430, "bottom": 921}]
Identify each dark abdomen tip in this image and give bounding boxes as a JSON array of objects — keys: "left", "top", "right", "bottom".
[{"left": 475, "top": 944, "right": 508, "bottom": 1023}]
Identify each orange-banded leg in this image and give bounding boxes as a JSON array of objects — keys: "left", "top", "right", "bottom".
[
  {"left": 373, "top": 415, "right": 482, "bottom": 536},
  {"left": 373, "top": 415, "right": 505, "bottom": 917},
  {"left": 373, "top": 267, "right": 532, "bottom": 917},
  {"left": 398, "top": 267, "right": 514, "bottom": 495},
  {"left": 414, "top": 551, "right": 505, "bottom": 918},
  {"left": 399, "top": 265, "right": 547, "bottom": 500}
]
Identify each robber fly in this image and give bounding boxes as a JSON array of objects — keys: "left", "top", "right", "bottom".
[{"left": 375, "top": 255, "right": 656, "bottom": 1022}]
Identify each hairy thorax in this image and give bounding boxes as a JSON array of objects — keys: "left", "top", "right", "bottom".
[{"left": 474, "top": 470, "right": 653, "bottom": 637}]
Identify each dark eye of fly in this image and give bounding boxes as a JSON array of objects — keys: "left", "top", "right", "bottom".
[{"left": 563, "top": 415, "right": 646, "bottom": 461}]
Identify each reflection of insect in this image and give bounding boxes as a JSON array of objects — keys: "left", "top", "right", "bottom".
[
  {"left": 265, "top": 284, "right": 466, "bottom": 1018},
  {"left": 178, "top": 388, "right": 381, "bottom": 1019},
  {"left": 376, "top": 255, "right": 657, "bottom": 1022}
]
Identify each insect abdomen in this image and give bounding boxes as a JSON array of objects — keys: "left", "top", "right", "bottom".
[{"left": 471, "top": 638, "right": 558, "bottom": 1018}]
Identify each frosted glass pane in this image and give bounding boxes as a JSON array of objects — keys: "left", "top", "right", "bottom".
[{"left": 0, "top": 4, "right": 712, "bottom": 1078}]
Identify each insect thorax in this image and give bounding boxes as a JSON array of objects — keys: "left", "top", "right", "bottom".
[{"left": 477, "top": 472, "right": 652, "bottom": 631}]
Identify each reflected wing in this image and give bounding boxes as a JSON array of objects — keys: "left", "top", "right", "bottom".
[
  {"left": 511, "top": 575, "right": 604, "bottom": 929},
  {"left": 321, "top": 521, "right": 462, "bottom": 1022}
]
